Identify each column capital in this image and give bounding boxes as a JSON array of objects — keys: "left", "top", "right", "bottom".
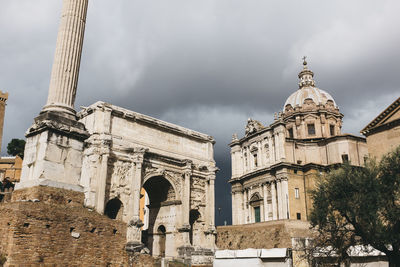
[
  {"left": 207, "top": 174, "right": 216, "bottom": 182},
  {"left": 99, "top": 140, "right": 111, "bottom": 155},
  {"left": 183, "top": 159, "right": 193, "bottom": 176},
  {"left": 131, "top": 147, "right": 148, "bottom": 164}
]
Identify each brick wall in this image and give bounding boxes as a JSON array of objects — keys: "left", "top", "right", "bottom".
[{"left": 0, "top": 187, "right": 132, "bottom": 266}]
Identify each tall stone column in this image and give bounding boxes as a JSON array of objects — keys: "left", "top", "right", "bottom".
[
  {"left": 204, "top": 171, "right": 217, "bottom": 249},
  {"left": 0, "top": 91, "right": 8, "bottom": 155},
  {"left": 281, "top": 178, "right": 289, "bottom": 219},
  {"left": 242, "top": 150, "right": 246, "bottom": 174},
  {"left": 17, "top": 0, "right": 89, "bottom": 193},
  {"left": 245, "top": 189, "right": 250, "bottom": 223},
  {"left": 231, "top": 192, "right": 236, "bottom": 225},
  {"left": 208, "top": 175, "right": 216, "bottom": 230},
  {"left": 277, "top": 179, "right": 283, "bottom": 219},
  {"left": 126, "top": 148, "right": 146, "bottom": 252},
  {"left": 95, "top": 141, "right": 110, "bottom": 214},
  {"left": 262, "top": 184, "right": 268, "bottom": 221},
  {"left": 183, "top": 162, "right": 192, "bottom": 227},
  {"left": 42, "top": 0, "right": 89, "bottom": 116},
  {"left": 241, "top": 190, "right": 246, "bottom": 224},
  {"left": 178, "top": 161, "right": 192, "bottom": 246},
  {"left": 271, "top": 182, "right": 278, "bottom": 220}
]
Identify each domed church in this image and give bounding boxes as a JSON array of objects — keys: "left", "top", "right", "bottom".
[{"left": 229, "top": 59, "right": 368, "bottom": 225}]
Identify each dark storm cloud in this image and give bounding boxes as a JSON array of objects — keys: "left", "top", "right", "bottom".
[{"left": 1, "top": 0, "right": 399, "bottom": 224}]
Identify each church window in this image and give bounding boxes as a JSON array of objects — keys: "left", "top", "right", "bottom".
[
  {"left": 296, "top": 213, "right": 301, "bottom": 220},
  {"left": 307, "top": 123, "right": 315, "bottom": 136},
  {"left": 330, "top": 125, "right": 335, "bottom": 136},
  {"left": 253, "top": 154, "right": 258, "bottom": 167},
  {"left": 295, "top": 188, "right": 299, "bottom": 199},
  {"left": 288, "top": 128, "right": 294, "bottom": 138},
  {"left": 341, "top": 154, "right": 349, "bottom": 163},
  {"left": 244, "top": 153, "right": 248, "bottom": 167}
]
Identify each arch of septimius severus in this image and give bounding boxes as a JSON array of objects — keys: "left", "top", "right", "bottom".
[{"left": 14, "top": 0, "right": 217, "bottom": 264}]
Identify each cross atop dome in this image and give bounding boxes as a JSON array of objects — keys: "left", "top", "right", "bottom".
[
  {"left": 298, "top": 56, "right": 315, "bottom": 89},
  {"left": 302, "top": 56, "right": 307, "bottom": 67}
]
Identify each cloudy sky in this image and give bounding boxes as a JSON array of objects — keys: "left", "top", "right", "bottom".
[{"left": 1, "top": 0, "right": 399, "bottom": 225}]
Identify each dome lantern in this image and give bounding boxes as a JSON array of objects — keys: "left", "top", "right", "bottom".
[
  {"left": 283, "top": 58, "right": 338, "bottom": 112},
  {"left": 298, "top": 56, "right": 315, "bottom": 89}
]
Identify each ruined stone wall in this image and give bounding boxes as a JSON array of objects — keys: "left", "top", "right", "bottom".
[
  {"left": 216, "top": 220, "right": 312, "bottom": 250},
  {"left": 0, "top": 194, "right": 130, "bottom": 266}
]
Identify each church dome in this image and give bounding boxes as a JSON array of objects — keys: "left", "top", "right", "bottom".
[
  {"left": 284, "top": 87, "right": 337, "bottom": 110},
  {"left": 283, "top": 59, "right": 337, "bottom": 111}
]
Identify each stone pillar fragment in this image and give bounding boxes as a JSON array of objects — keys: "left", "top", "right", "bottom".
[{"left": 43, "top": 0, "right": 89, "bottom": 116}]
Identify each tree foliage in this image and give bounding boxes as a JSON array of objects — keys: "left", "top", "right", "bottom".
[
  {"left": 6, "top": 138, "right": 25, "bottom": 159},
  {"left": 310, "top": 146, "right": 400, "bottom": 266}
]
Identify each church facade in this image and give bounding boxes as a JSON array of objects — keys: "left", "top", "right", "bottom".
[{"left": 230, "top": 60, "right": 368, "bottom": 225}]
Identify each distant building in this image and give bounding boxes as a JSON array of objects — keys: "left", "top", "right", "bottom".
[
  {"left": 0, "top": 155, "right": 22, "bottom": 184},
  {"left": 361, "top": 97, "right": 400, "bottom": 160},
  {"left": 229, "top": 60, "right": 368, "bottom": 225}
]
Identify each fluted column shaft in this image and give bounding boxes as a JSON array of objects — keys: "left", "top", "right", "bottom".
[{"left": 43, "top": 0, "right": 89, "bottom": 115}]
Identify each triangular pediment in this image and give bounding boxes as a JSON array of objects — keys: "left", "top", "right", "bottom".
[
  {"left": 326, "top": 114, "right": 338, "bottom": 121},
  {"left": 361, "top": 97, "right": 400, "bottom": 134},
  {"left": 303, "top": 113, "right": 319, "bottom": 120}
]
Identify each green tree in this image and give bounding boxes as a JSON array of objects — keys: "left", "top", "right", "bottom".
[
  {"left": 6, "top": 138, "right": 26, "bottom": 159},
  {"left": 310, "top": 146, "right": 400, "bottom": 266}
]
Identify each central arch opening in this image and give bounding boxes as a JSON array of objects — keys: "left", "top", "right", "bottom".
[{"left": 140, "top": 175, "right": 177, "bottom": 257}]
